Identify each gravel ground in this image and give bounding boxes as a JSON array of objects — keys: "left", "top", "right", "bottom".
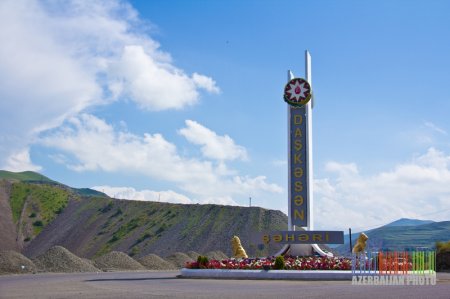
[
  {"left": 137, "top": 254, "right": 178, "bottom": 270},
  {"left": 1, "top": 247, "right": 220, "bottom": 274},
  {"left": 33, "top": 246, "right": 99, "bottom": 273},
  {"left": 0, "top": 250, "right": 37, "bottom": 275},
  {"left": 1, "top": 272, "right": 450, "bottom": 299},
  {"left": 164, "top": 252, "right": 193, "bottom": 268},
  {"left": 93, "top": 251, "right": 146, "bottom": 271}
]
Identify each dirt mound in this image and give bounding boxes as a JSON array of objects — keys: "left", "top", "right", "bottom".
[
  {"left": 0, "top": 250, "right": 37, "bottom": 274},
  {"left": 164, "top": 252, "right": 193, "bottom": 268},
  {"left": 137, "top": 254, "right": 177, "bottom": 270},
  {"left": 33, "top": 246, "right": 98, "bottom": 273},
  {"left": 205, "top": 250, "right": 228, "bottom": 261},
  {"left": 93, "top": 251, "right": 146, "bottom": 271},
  {"left": 185, "top": 250, "right": 201, "bottom": 260}
]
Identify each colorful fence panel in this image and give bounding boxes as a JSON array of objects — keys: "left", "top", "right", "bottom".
[{"left": 351, "top": 249, "right": 435, "bottom": 275}]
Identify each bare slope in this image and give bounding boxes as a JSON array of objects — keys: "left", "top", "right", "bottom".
[
  {"left": 0, "top": 175, "right": 287, "bottom": 259},
  {"left": 0, "top": 181, "right": 18, "bottom": 251},
  {"left": 23, "top": 194, "right": 287, "bottom": 259}
]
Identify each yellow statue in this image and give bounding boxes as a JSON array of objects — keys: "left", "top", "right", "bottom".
[
  {"left": 352, "top": 233, "right": 368, "bottom": 254},
  {"left": 231, "top": 235, "right": 248, "bottom": 258}
]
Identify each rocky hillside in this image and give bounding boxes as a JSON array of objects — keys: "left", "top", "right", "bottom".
[{"left": 0, "top": 172, "right": 287, "bottom": 259}]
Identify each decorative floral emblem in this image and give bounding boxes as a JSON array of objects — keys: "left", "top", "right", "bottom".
[{"left": 283, "top": 78, "right": 312, "bottom": 107}]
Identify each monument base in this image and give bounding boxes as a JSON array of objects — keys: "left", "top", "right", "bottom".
[
  {"left": 275, "top": 244, "right": 332, "bottom": 257},
  {"left": 180, "top": 268, "right": 353, "bottom": 280},
  {"left": 288, "top": 244, "right": 314, "bottom": 256}
]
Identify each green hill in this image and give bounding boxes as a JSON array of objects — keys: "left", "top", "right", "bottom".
[
  {"left": 330, "top": 218, "right": 437, "bottom": 249},
  {"left": 0, "top": 170, "right": 54, "bottom": 183},
  {"left": 0, "top": 177, "right": 287, "bottom": 258},
  {"left": 384, "top": 218, "right": 435, "bottom": 227}
]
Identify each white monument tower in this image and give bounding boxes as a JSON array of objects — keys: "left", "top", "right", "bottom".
[{"left": 280, "top": 50, "right": 332, "bottom": 257}]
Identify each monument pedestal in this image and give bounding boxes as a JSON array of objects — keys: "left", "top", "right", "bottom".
[{"left": 289, "top": 244, "right": 314, "bottom": 256}]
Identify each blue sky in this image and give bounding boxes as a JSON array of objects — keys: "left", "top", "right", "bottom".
[{"left": 1, "top": 0, "right": 449, "bottom": 231}]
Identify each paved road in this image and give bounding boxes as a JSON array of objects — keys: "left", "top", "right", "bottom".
[{"left": 1, "top": 271, "right": 449, "bottom": 299}]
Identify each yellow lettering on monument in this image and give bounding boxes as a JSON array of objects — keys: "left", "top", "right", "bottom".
[
  {"left": 294, "top": 153, "right": 302, "bottom": 164},
  {"left": 294, "top": 140, "right": 302, "bottom": 151},
  {"left": 273, "top": 234, "right": 282, "bottom": 242},
  {"left": 294, "top": 195, "right": 304, "bottom": 206},
  {"left": 285, "top": 234, "right": 295, "bottom": 242},
  {"left": 313, "top": 234, "right": 323, "bottom": 242},
  {"left": 294, "top": 181, "right": 303, "bottom": 192},
  {"left": 262, "top": 235, "right": 270, "bottom": 244},
  {"left": 294, "top": 209, "right": 304, "bottom": 220},
  {"left": 298, "top": 234, "right": 309, "bottom": 241},
  {"left": 295, "top": 128, "right": 302, "bottom": 137},
  {"left": 294, "top": 167, "right": 303, "bottom": 178},
  {"left": 294, "top": 115, "right": 303, "bottom": 125}
]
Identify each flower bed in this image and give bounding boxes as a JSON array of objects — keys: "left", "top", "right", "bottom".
[{"left": 185, "top": 256, "right": 352, "bottom": 271}]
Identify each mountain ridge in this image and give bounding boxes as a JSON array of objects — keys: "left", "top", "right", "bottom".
[
  {"left": 0, "top": 171, "right": 287, "bottom": 258},
  {"left": 383, "top": 218, "right": 435, "bottom": 227},
  {"left": 1, "top": 170, "right": 448, "bottom": 258}
]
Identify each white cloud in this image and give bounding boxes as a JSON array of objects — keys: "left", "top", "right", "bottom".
[
  {"left": 40, "top": 114, "right": 281, "bottom": 204},
  {"left": 108, "top": 46, "right": 219, "bottom": 110},
  {"left": 424, "top": 121, "right": 447, "bottom": 135},
  {"left": 92, "top": 185, "right": 240, "bottom": 206},
  {"left": 0, "top": 0, "right": 218, "bottom": 169},
  {"left": 2, "top": 148, "right": 42, "bottom": 172},
  {"left": 197, "top": 196, "right": 240, "bottom": 206},
  {"left": 179, "top": 120, "right": 248, "bottom": 161},
  {"left": 232, "top": 176, "right": 283, "bottom": 194},
  {"left": 92, "top": 186, "right": 193, "bottom": 204},
  {"left": 192, "top": 73, "right": 220, "bottom": 94},
  {"left": 314, "top": 148, "right": 450, "bottom": 231},
  {"left": 325, "top": 161, "right": 358, "bottom": 176}
]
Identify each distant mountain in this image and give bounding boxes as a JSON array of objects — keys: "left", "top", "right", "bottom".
[
  {"left": 384, "top": 218, "right": 435, "bottom": 227},
  {"left": 334, "top": 220, "right": 450, "bottom": 255},
  {"left": 0, "top": 171, "right": 287, "bottom": 258}
]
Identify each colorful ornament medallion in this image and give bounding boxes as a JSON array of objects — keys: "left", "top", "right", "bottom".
[{"left": 283, "top": 78, "right": 312, "bottom": 107}]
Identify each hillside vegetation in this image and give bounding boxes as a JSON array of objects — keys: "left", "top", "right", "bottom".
[
  {"left": 0, "top": 173, "right": 287, "bottom": 258},
  {"left": 23, "top": 195, "right": 287, "bottom": 258},
  {"left": 0, "top": 170, "right": 54, "bottom": 183}
]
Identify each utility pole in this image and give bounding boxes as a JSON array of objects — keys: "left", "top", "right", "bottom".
[
  {"left": 249, "top": 197, "right": 252, "bottom": 207},
  {"left": 349, "top": 228, "right": 353, "bottom": 253}
]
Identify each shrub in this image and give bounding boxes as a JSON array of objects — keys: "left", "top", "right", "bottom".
[
  {"left": 274, "top": 255, "right": 285, "bottom": 270},
  {"left": 32, "top": 220, "right": 43, "bottom": 227},
  {"left": 100, "top": 202, "right": 113, "bottom": 213},
  {"left": 29, "top": 212, "right": 36, "bottom": 218},
  {"left": 108, "top": 235, "right": 119, "bottom": 243},
  {"left": 197, "top": 256, "right": 209, "bottom": 268}
]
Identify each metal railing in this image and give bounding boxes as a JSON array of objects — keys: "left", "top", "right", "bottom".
[{"left": 351, "top": 248, "right": 435, "bottom": 275}]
